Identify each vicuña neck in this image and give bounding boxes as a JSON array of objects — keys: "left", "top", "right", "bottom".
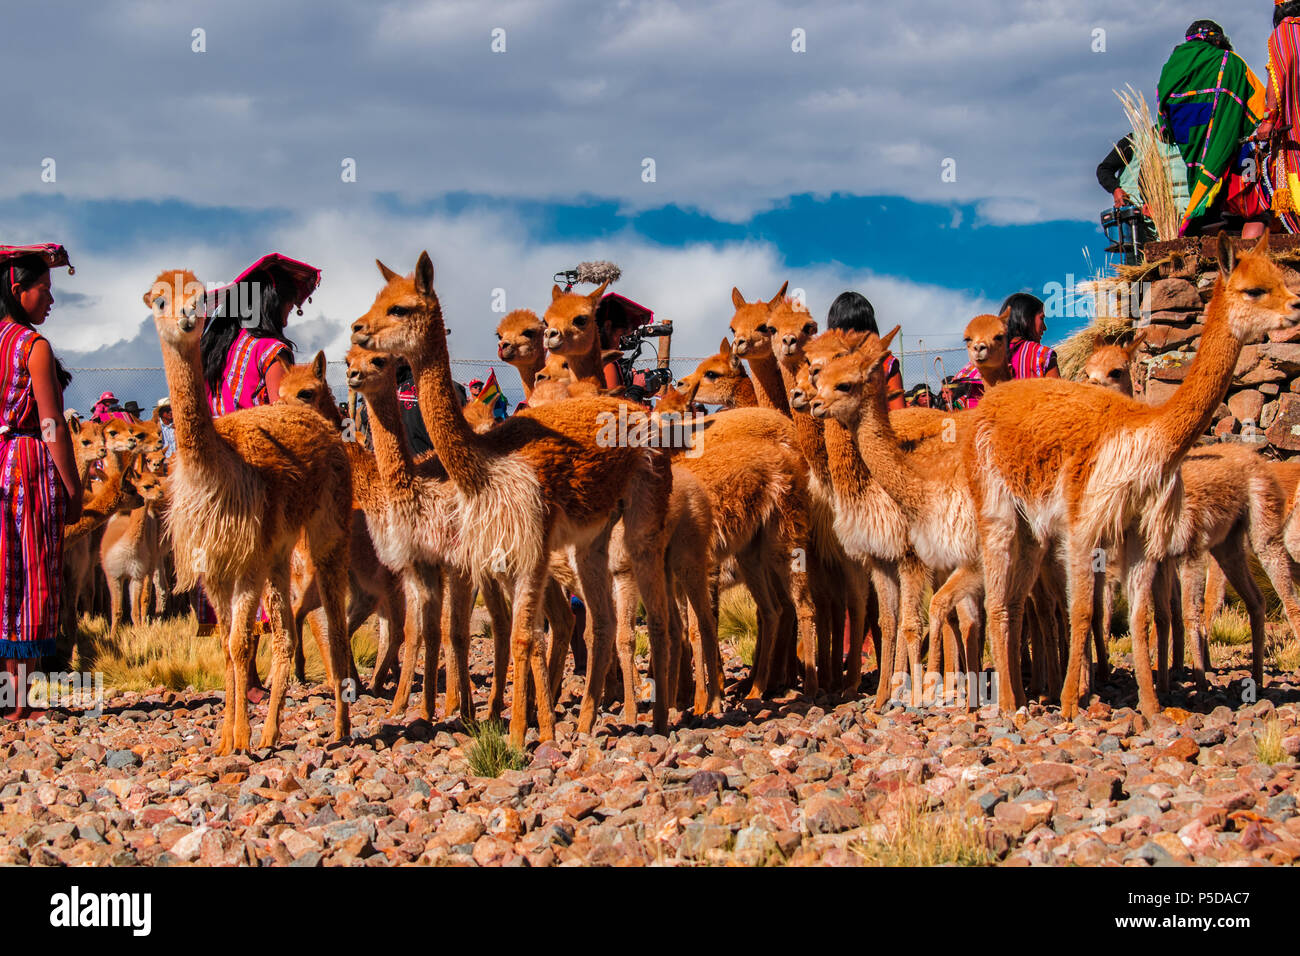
[
  {"left": 512, "top": 355, "right": 544, "bottom": 401},
  {"left": 823, "top": 415, "right": 874, "bottom": 503},
  {"left": 159, "top": 337, "right": 223, "bottom": 466},
  {"left": 779, "top": 362, "right": 829, "bottom": 485},
  {"left": 1154, "top": 294, "right": 1247, "bottom": 463},
  {"left": 411, "top": 309, "right": 491, "bottom": 489},
  {"left": 745, "top": 351, "right": 791, "bottom": 415},
  {"left": 562, "top": 338, "right": 604, "bottom": 385},
  {"left": 360, "top": 383, "right": 417, "bottom": 494},
  {"left": 850, "top": 384, "right": 927, "bottom": 519}
]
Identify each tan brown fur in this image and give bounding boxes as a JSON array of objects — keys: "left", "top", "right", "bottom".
[
  {"left": 352, "top": 254, "right": 675, "bottom": 747},
  {"left": 542, "top": 281, "right": 609, "bottom": 384},
  {"left": 966, "top": 234, "right": 1300, "bottom": 719},
  {"left": 1082, "top": 330, "right": 1148, "bottom": 396},
  {"left": 146, "top": 269, "right": 353, "bottom": 754},
  {"left": 496, "top": 309, "right": 547, "bottom": 401}
]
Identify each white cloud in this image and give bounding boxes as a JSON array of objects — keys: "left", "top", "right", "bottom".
[{"left": 39, "top": 205, "right": 991, "bottom": 392}]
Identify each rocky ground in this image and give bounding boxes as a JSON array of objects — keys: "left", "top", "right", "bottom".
[{"left": 3, "top": 641, "right": 1300, "bottom": 867}]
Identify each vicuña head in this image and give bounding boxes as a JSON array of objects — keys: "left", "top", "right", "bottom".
[
  {"left": 144, "top": 269, "right": 206, "bottom": 346},
  {"left": 496, "top": 309, "right": 545, "bottom": 364},
  {"left": 678, "top": 338, "right": 753, "bottom": 407},
  {"left": 350, "top": 256, "right": 439, "bottom": 359},
  {"left": 809, "top": 326, "right": 901, "bottom": 425},
  {"left": 729, "top": 281, "right": 788, "bottom": 358},
  {"left": 69, "top": 417, "right": 106, "bottom": 465},
  {"left": 1082, "top": 329, "right": 1147, "bottom": 396},
  {"left": 534, "top": 351, "right": 575, "bottom": 386},
  {"left": 1214, "top": 232, "right": 1300, "bottom": 340},
  {"left": 963, "top": 313, "right": 1009, "bottom": 379},
  {"left": 542, "top": 281, "right": 608, "bottom": 355},
  {"left": 102, "top": 418, "right": 142, "bottom": 455},
  {"left": 769, "top": 297, "right": 818, "bottom": 363},
  {"left": 345, "top": 343, "right": 395, "bottom": 396}
]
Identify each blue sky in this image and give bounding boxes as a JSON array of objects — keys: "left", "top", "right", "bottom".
[{"left": 0, "top": 0, "right": 1282, "bottom": 406}]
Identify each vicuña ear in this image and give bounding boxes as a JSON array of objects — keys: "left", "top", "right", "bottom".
[
  {"left": 414, "top": 252, "right": 435, "bottom": 298},
  {"left": 768, "top": 281, "right": 790, "bottom": 308},
  {"left": 1127, "top": 328, "right": 1148, "bottom": 356},
  {"left": 588, "top": 280, "right": 609, "bottom": 304},
  {"left": 69, "top": 416, "right": 80, "bottom": 435},
  {"left": 719, "top": 337, "right": 731, "bottom": 355},
  {"left": 1217, "top": 233, "right": 1237, "bottom": 275},
  {"left": 1090, "top": 331, "right": 1106, "bottom": 353},
  {"left": 732, "top": 287, "right": 746, "bottom": 310},
  {"left": 878, "top": 324, "right": 901, "bottom": 354},
  {"left": 376, "top": 260, "right": 400, "bottom": 283},
  {"left": 552, "top": 284, "right": 564, "bottom": 301},
  {"left": 1255, "top": 230, "right": 1272, "bottom": 256},
  {"left": 311, "top": 350, "right": 326, "bottom": 379}
]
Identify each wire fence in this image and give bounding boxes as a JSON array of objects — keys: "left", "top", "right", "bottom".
[{"left": 65, "top": 347, "right": 971, "bottom": 418}]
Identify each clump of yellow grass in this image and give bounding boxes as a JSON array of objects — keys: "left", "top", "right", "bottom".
[{"left": 1115, "top": 85, "right": 1180, "bottom": 242}]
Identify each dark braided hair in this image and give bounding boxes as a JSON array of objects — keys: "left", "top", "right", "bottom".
[
  {"left": 200, "top": 267, "right": 297, "bottom": 396},
  {"left": 1185, "top": 20, "right": 1231, "bottom": 51},
  {"left": 1277, "top": 1, "right": 1300, "bottom": 27},
  {"left": 0, "top": 253, "right": 71, "bottom": 389}
]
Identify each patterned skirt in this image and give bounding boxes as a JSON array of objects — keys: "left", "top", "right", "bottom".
[{"left": 0, "top": 433, "right": 66, "bottom": 659}]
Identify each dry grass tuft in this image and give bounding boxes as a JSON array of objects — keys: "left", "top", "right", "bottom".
[
  {"left": 718, "top": 587, "right": 758, "bottom": 667},
  {"left": 464, "top": 717, "right": 526, "bottom": 777},
  {"left": 83, "top": 611, "right": 378, "bottom": 693},
  {"left": 850, "top": 795, "right": 993, "bottom": 867},
  {"left": 1257, "top": 718, "right": 1287, "bottom": 766},
  {"left": 1115, "top": 85, "right": 1180, "bottom": 241},
  {"left": 1209, "top": 606, "right": 1252, "bottom": 646}
]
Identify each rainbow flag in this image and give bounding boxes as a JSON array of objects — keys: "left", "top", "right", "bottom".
[{"left": 475, "top": 368, "right": 503, "bottom": 409}]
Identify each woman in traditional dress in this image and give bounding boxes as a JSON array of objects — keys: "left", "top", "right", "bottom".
[
  {"left": 1260, "top": 2, "right": 1300, "bottom": 233},
  {"left": 1158, "top": 20, "right": 1270, "bottom": 238},
  {"left": 827, "top": 291, "right": 905, "bottom": 409},
  {"left": 195, "top": 254, "right": 320, "bottom": 695},
  {"left": 1000, "top": 292, "right": 1060, "bottom": 380},
  {"left": 0, "top": 245, "right": 80, "bottom": 719},
  {"left": 202, "top": 254, "right": 319, "bottom": 414}
]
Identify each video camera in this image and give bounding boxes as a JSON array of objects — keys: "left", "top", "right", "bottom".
[
  {"left": 1101, "top": 204, "right": 1149, "bottom": 266},
  {"left": 616, "top": 321, "right": 674, "bottom": 403}
]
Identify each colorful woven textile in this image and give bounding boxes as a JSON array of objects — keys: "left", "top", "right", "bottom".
[
  {"left": 1158, "top": 37, "right": 1267, "bottom": 234},
  {"left": 1009, "top": 339, "right": 1058, "bottom": 379},
  {"left": 948, "top": 362, "right": 988, "bottom": 410},
  {"left": 0, "top": 318, "right": 65, "bottom": 659},
  {"left": 207, "top": 328, "right": 290, "bottom": 416},
  {"left": 1268, "top": 18, "right": 1300, "bottom": 231}
]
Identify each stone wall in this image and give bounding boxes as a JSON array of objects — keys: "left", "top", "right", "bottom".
[{"left": 1135, "top": 237, "right": 1300, "bottom": 457}]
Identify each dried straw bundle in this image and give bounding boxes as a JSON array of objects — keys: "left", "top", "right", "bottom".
[{"left": 1115, "top": 85, "right": 1180, "bottom": 241}]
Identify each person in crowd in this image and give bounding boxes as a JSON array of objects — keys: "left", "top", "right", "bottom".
[
  {"left": 1158, "top": 20, "right": 1270, "bottom": 237},
  {"left": 395, "top": 361, "right": 436, "bottom": 457},
  {"left": 1096, "top": 130, "right": 1190, "bottom": 241},
  {"left": 827, "top": 291, "right": 905, "bottom": 409},
  {"left": 153, "top": 397, "right": 176, "bottom": 458},
  {"left": 196, "top": 254, "right": 319, "bottom": 694},
  {"left": 1000, "top": 292, "right": 1060, "bottom": 379},
  {"left": 202, "top": 255, "right": 318, "bottom": 415},
  {"left": 0, "top": 245, "right": 80, "bottom": 719},
  {"left": 90, "top": 390, "right": 132, "bottom": 423},
  {"left": 120, "top": 400, "right": 143, "bottom": 421},
  {"left": 1261, "top": 1, "right": 1300, "bottom": 232}
]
